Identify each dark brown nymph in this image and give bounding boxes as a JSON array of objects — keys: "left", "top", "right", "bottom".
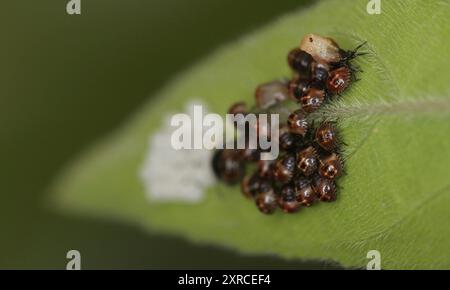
[
  {"left": 273, "top": 153, "right": 296, "bottom": 183},
  {"left": 278, "top": 183, "right": 301, "bottom": 213},
  {"left": 315, "top": 122, "right": 339, "bottom": 152},
  {"left": 288, "top": 77, "right": 310, "bottom": 101},
  {"left": 287, "top": 48, "right": 314, "bottom": 78},
  {"left": 212, "top": 149, "right": 245, "bottom": 185},
  {"left": 294, "top": 176, "right": 317, "bottom": 207},
  {"left": 241, "top": 173, "right": 262, "bottom": 200},
  {"left": 287, "top": 109, "right": 308, "bottom": 136}
]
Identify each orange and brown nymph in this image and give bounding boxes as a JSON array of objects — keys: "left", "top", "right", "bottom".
[
  {"left": 318, "top": 153, "right": 344, "bottom": 180},
  {"left": 327, "top": 66, "right": 352, "bottom": 95}
]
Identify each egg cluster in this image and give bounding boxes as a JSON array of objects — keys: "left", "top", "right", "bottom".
[{"left": 212, "top": 34, "right": 365, "bottom": 214}]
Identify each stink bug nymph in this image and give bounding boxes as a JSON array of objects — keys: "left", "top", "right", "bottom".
[
  {"left": 313, "top": 177, "right": 337, "bottom": 202},
  {"left": 212, "top": 149, "right": 245, "bottom": 185},
  {"left": 278, "top": 183, "right": 301, "bottom": 213},
  {"left": 294, "top": 176, "right": 317, "bottom": 207},
  {"left": 296, "top": 146, "right": 318, "bottom": 176},
  {"left": 327, "top": 66, "right": 352, "bottom": 95},
  {"left": 311, "top": 62, "right": 330, "bottom": 87},
  {"left": 255, "top": 181, "right": 278, "bottom": 214},
  {"left": 273, "top": 153, "right": 296, "bottom": 183},
  {"left": 288, "top": 77, "right": 310, "bottom": 101},
  {"left": 287, "top": 109, "right": 308, "bottom": 136},
  {"left": 241, "top": 173, "right": 261, "bottom": 200},
  {"left": 287, "top": 48, "right": 314, "bottom": 77},
  {"left": 319, "top": 153, "right": 344, "bottom": 180},
  {"left": 278, "top": 125, "right": 300, "bottom": 151},
  {"left": 300, "top": 88, "right": 325, "bottom": 113},
  {"left": 254, "top": 79, "right": 289, "bottom": 109},
  {"left": 297, "top": 184, "right": 317, "bottom": 207},
  {"left": 315, "top": 122, "right": 339, "bottom": 152}
]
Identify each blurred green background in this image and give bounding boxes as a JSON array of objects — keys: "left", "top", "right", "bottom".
[{"left": 0, "top": 0, "right": 342, "bottom": 269}]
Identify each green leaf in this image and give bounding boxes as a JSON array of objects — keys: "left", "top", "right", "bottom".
[{"left": 50, "top": 0, "right": 450, "bottom": 269}]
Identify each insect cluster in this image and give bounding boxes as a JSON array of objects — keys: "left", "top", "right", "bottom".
[{"left": 212, "top": 34, "right": 365, "bottom": 215}]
